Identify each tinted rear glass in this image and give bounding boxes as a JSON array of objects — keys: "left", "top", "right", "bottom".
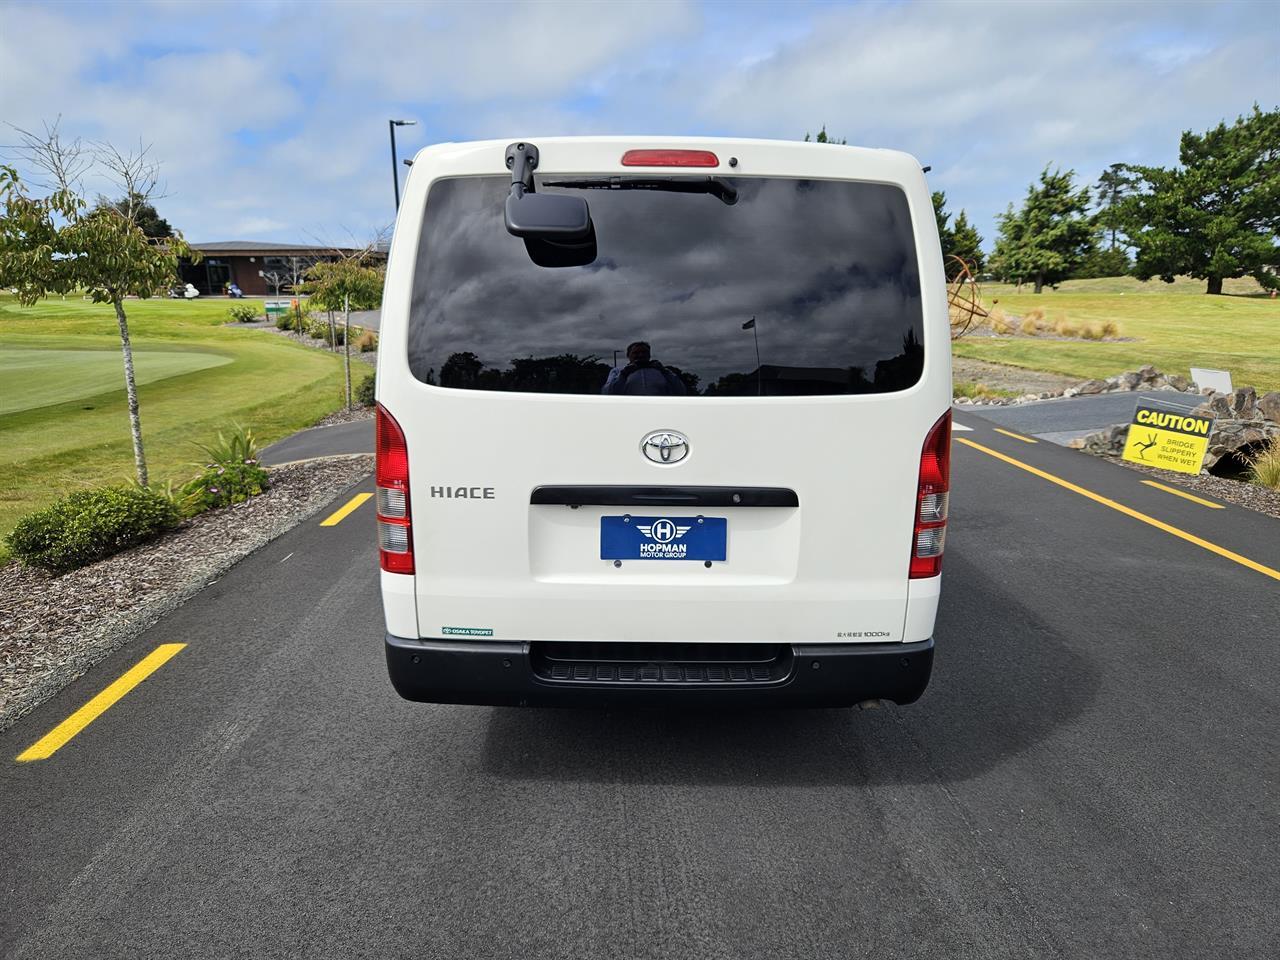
[{"left": 408, "top": 175, "right": 923, "bottom": 396}]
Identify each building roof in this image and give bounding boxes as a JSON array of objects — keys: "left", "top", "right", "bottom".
[{"left": 189, "top": 241, "right": 385, "bottom": 257}]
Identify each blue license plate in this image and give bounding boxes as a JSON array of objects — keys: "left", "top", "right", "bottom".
[{"left": 600, "top": 515, "right": 727, "bottom": 561}]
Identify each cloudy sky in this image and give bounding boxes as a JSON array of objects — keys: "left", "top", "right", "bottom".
[{"left": 2, "top": 0, "right": 1274, "bottom": 250}]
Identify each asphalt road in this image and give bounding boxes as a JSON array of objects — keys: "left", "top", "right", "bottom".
[
  {"left": 974, "top": 390, "right": 1204, "bottom": 445},
  {"left": 3, "top": 412, "right": 1278, "bottom": 959},
  {"left": 262, "top": 419, "right": 374, "bottom": 465}
]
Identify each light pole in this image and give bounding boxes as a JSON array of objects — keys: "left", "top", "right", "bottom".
[{"left": 389, "top": 119, "right": 417, "bottom": 210}]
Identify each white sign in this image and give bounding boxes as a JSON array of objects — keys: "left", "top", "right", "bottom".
[{"left": 1190, "top": 367, "right": 1233, "bottom": 394}]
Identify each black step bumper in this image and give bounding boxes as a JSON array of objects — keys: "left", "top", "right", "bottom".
[{"left": 384, "top": 634, "right": 934, "bottom": 708}]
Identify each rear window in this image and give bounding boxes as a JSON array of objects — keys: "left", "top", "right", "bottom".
[{"left": 408, "top": 175, "right": 923, "bottom": 396}]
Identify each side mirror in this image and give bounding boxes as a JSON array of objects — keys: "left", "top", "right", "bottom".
[{"left": 504, "top": 141, "right": 597, "bottom": 268}]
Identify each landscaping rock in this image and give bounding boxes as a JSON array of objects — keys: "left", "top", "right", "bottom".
[
  {"left": 1076, "top": 379, "right": 1108, "bottom": 395},
  {"left": 1232, "top": 386, "right": 1259, "bottom": 420},
  {"left": 1258, "top": 391, "right": 1280, "bottom": 423}
]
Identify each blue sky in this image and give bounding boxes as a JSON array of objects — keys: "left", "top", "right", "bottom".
[{"left": 2, "top": 0, "right": 1275, "bottom": 250}]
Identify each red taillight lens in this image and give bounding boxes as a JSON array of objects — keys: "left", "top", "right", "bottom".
[
  {"left": 910, "top": 410, "right": 951, "bottom": 579},
  {"left": 621, "top": 149, "right": 719, "bottom": 168},
  {"left": 376, "top": 403, "right": 413, "bottom": 574}
]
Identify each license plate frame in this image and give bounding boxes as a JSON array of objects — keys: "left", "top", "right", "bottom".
[{"left": 599, "top": 515, "right": 727, "bottom": 562}]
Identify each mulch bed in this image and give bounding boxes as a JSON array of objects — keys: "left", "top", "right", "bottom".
[
  {"left": 0, "top": 454, "right": 374, "bottom": 732},
  {"left": 311, "top": 406, "right": 375, "bottom": 428},
  {"left": 1104, "top": 456, "right": 1280, "bottom": 520}
]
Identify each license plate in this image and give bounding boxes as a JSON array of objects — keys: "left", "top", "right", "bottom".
[{"left": 600, "top": 515, "right": 727, "bottom": 561}]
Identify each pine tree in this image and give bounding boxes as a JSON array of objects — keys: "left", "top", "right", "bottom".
[
  {"left": 991, "top": 167, "right": 1094, "bottom": 293},
  {"left": 803, "top": 125, "right": 847, "bottom": 145},
  {"left": 1116, "top": 105, "right": 1280, "bottom": 294}
]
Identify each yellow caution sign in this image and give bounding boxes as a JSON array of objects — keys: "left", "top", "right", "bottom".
[{"left": 1121, "top": 402, "right": 1214, "bottom": 475}]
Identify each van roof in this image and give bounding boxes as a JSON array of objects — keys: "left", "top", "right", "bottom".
[{"left": 410, "top": 136, "right": 924, "bottom": 172}]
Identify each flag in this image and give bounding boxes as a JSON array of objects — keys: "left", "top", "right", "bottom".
[{"left": 742, "top": 317, "right": 755, "bottom": 330}]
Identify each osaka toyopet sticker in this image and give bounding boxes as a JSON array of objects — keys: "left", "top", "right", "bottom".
[{"left": 1121, "top": 402, "right": 1215, "bottom": 475}]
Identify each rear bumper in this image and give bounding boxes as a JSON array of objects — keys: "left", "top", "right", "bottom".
[{"left": 384, "top": 634, "right": 934, "bottom": 708}]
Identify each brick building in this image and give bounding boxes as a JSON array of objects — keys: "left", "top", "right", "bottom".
[{"left": 181, "top": 242, "right": 386, "bottom": 297}]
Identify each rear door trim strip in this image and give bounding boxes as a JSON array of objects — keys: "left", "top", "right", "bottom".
[{"left": 530, "top": 485, "right": 799, "bottom": 507}]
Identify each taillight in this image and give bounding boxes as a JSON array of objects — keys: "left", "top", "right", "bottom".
[
  {"left": 376, "top": 403, "right": 413, "bottom": 574},
  {"left": 910, "top": 410, "right": 951, "bottom": 578},
  {"left": 621, "top": 149, "right": 719, "bottom": 167}
]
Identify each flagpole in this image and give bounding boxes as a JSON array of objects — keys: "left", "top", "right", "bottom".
[{"left": 751, "top": 317, "right": 761, "bottom": 395}]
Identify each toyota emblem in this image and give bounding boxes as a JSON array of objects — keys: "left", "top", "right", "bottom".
[{"left": 641, "top": 431, "right": 688, "bottom": 465}]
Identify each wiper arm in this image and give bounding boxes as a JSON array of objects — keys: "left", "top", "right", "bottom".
[{"left": 541, "top": 176, "right": 739, "bottom": 206}]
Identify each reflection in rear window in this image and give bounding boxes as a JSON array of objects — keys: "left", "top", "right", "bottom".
[{"left": 408, "top": 175, "right": 923, "bottom": 396}]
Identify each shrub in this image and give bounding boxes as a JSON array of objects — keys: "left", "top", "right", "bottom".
[
  {"left": 5, "top": 486, "right": 180, "bottom": 573},
  {"left": 356, "top": 372, "right": 376, "bottom": 406},
  {"left": 1019, "top": 316, "right": 1039, "bottom": 336},
  {"left": 990, "top": 312, "right": 1013, "bottom": 335},
  {"left": 195, "top": 423, "right": 260, "bottom": 466},
  {"left": 954, "top": 380, "right": 1016, "bottom": 400},
  {"left": 308, "top": 316, "right": 344, "bottom": 344},
  {"left": 1247, "top": 439, "right": 1280, "bottom": 490},
  {"left": 1080, "top": 323, "right": 1104, "bottom": 340},
  {"left": 1054, "top": 318, "right": 1079, "bottom": 337},
  {"left": 1100, "top": 320, "right": 1120, "bottom": 338},
  {"left": 356, "top": 329, "right": 378, "bottom": 352},
  {"left": 228, "top": 303, "right": 259, "bottom": 323},
  {"left": 181, "top": 460, "right": 270, "bottom": 513},
  {"left": 275, "top": 312, "right": 293, "bottom": 330},
  {"left": 1023, "top": 307, "right": 1046, "bottom": 324}
]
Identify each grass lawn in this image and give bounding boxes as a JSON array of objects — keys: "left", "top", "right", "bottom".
[
  {"left": 0, "top": 295, "right": 351, "bottom": 558},
  {"left": 954, "top": 275, "right": 1280, "bottom": 393}
]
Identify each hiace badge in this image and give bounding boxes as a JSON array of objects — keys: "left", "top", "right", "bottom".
[{"left": 600, "top": 515, "right": 727, "bottom": 562}]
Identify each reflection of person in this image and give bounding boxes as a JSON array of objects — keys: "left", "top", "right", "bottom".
[{"left": 602, "top": 341, "right": 687, "bottom": 395}]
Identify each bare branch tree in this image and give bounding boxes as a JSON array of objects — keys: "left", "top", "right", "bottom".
[
  {"left": 93, "top": 138, "right": 166, "bottom": 226},
  {"left": 7, "top": 117, "right": 91, "bottom": 196}
]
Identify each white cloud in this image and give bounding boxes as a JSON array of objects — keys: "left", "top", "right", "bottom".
[{"left": 0, "top": 0, "right": 1273, "bottom": 250}]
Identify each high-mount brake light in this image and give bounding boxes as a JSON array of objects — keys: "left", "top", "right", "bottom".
[
  {"left": 376, "top": 403, "right": 414, "bottom": 574},
  {"left": 909, "top": 410, "right": 951, "bottom": 579},
  {"left": 621, "top": 149, "right": 719, "bottom": 168}
]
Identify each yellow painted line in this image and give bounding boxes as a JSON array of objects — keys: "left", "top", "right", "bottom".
[
  {"left": 320, "top": 492, "right": 372, "bottom": 526},
  {"left": 17, "top": 644, "right": 186, "bottom": 762},
  {"left": 957, "top": 437, "right": 1280, "bottom": 583},
  {"left": 993, "top": 427, "right": 1037, "bottom": 444},
  {"left": 1141, "top": 480, "right": 1225, "bottom": 510}
]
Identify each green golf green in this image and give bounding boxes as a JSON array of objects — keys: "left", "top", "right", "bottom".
[{"left": 1, "top": 347, "right": 232, "bottom": 415}]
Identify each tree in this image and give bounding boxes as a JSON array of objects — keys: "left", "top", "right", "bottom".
[
  {"left": 97, "top": 191, "right": 172, "bottom": 239},
  {"left": 0, "top": 124, "right": 196, "bottom": 485},
  {"left": 933, "top": 190, "right": 985, "bottom": 277},
  {"left": 1115, "top": 105, "right": 1280, "bottom": 294},
  {"left": 949, "top": 210, "right": 985, "bottom": 274},
  {"left": 932, "top": 191, "right": 952, "bottom": 254},
  {"left": 1094, "top": 163, "right": 1138, "bottom": 251},
  {"left": 1073, "top": 237, "right": 1132, "bottom": 279},
  {"left": 990, "top": 166, "right": 1093, "bottom": 293},
  {"left": 303, "top": 252, "right": 383, "bottom": 409},
  {"left": 803, "top": 125, "right": 847, "bottom": 145}
]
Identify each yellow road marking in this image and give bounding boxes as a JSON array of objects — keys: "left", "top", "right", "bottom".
[
  {"left": 957, "top": 438, "right": 1280, "bottom": 583},
  {"left": 17, "top": 644, "right": 186, "bottom": 762},
  {"left": 320, "top": 492, "right": 372, "bottom": 526},
  {"left": 993, "top": 428, "right": 1037, "bottom": 444},
  {"left": 1140, "top": 480, "right": 1225, "bottom": 510}
]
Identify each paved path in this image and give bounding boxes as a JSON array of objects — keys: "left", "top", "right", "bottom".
[
  {"left": 3, "top": 412, "right": 1278, "bottom": 959},
  {"left": 967, "top": 390, "right": 1204, "bottom": 445},
  {"left": 262, "top": 419, "right": 374, "bottom": 465}
]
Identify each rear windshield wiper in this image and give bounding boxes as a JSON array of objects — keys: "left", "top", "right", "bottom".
[{"left": 541, "top": 176, "right": 739, "bottom": 206}]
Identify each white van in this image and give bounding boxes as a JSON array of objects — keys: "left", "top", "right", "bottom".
[{"left": 376, "top": 137, "right": 951, "bottom": 707}]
